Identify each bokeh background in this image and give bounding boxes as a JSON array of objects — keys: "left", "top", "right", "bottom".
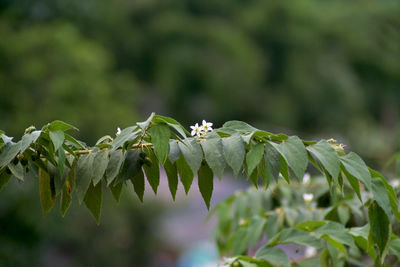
[{"left": 0, "top": 0, "right": 400, "bottom": 266}]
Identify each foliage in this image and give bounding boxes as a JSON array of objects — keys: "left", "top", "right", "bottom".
[{"left": 0, "top": 113, "right": 399, "bottom": 265}]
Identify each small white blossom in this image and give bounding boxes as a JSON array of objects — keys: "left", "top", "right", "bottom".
[
  {"left": 302, "top": 173, "right": 311, "bottom": 184},
  {"left": 201, "top": 120, "right": 213, "bottom": 132},
  {"left": 116, "top": 127, "right": 121, "bottom": 136},
  {"left": 190, "top": 123, "right": 203, "bottom": 137},
  {"left": 303, "top": 193, "right": 313, "bottom": 202},
  {"left": 390, "top": 179, "right": 400, "bottom": 188},
  {"left": 304, "top": 246, "right": 317, "bottom": 257}
]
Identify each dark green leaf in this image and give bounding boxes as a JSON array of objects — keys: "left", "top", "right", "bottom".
[
  {"left": 111, "top": 126, "right": 139, "bottom": 150},
  {"left": 178, "top": 138, "right": 202, "bottom": 174},
  {"left": 92, "top": 150, "right": 109, "bottom": 185},
  {"left": 49, "top": 130, "right": 64, "bottom": 151},
  {"left": 201, "top": 137, "right": 226, "bottom": 179},
  {"left": 150, "top": 123, "right": 170, "bottom": 164},
  {"left": 47, "top": 120, "right": 78, "bottom": 132},
  {"left": 60, "top": 182, "right": 72, "bottom": 217},
  {"left": 143, "top": 148, "right": 160, "bottom": 194},
  {"left": 75, "top": 153, "right": 94, "bottom": 204},
  {"left": 168, "top": 140, "right": 180, "bottom": 163},
  {"left": 264, "top": 142, "right": 281, "bottom": 183},
  {"left": 8, "top": 161, "right": 24, "bottom": 181},
  {"left": 340, "top": 152, "right": 371, "bottom": 190},
  {"left": 105, "top": 150, "right": 125, "bottom": 185},
  {"left": 222, "top": 135, "right": 245, "bottom": 176},
  {"left": 198, "top": 162, "right": 214, "bottom": 209},
  {"left": 0, "top": 169, "right": 13, "bottom": 192},
  {"left": 369, "top": 201, "right": 391, "bottom": 260},
  {"left": 84, "top": 181, "right": 102, "bottom": 224},
  {"left": 110, "top": 182, "right": 123, "bottom": 203},
  {"left": 164, "top": 158, "right": 178, "bottom": 200},
  {"left": 176, "top": 154, "right": 194, "bottom": 194},
  {"left": 371, "top": 178, "right": 391, "bottom": 219},
  {"left": 57, "top": 147, "right": 66, "bottom": 177},
  {"left": 255, "top": 246, "right": 290, "bottom": 267},
  {"left": 130, "top": 168, "right": 145, "bottom": 202},
  {"left": 39, "top": 168, "right": 56, "bottom": 215},
  {"left": 246, "top": 143, "right": 264, "bottom": 176},
  {"left": 342, "top": 167, "right": 362, "bottom": 201},
  {"left": 115, "top": 149, "right": 142, "bottom": 184},
  {"left": 153, "top": 115, "right": 189, "bottom": 137},
  {"left": 307, "top": 140, "right": 340, "bottom": 181}
]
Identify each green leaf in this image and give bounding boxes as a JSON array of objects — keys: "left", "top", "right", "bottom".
[
  {"left": 110, "top": 182, "right": 123, "bottom": 203},
  {"left": 115, "top": 149, "right": 143, "bottom": 184},
  {"left": 388, "top": 237, "right": 400, "bottom": 260},
  {"left": 47, "top": 120, "right": 78, "bottom": 132},
  {"left": 295, "top": 220, "right": 326, "bottom": 231},
  {"left": 198, "top": 162, "right": 214, "bottom": 209},
  {"left": 49, "top": 130, "right": 65, "bottom": 152},
  {"left": 150, "top": 124, "right": 170, "bottom": 165},
  {"left": 246, "top": 216, "right": 267, "bottom": 247},
  {"left": 130, "top": 168, "right": 145, "bottom": 202},
  {"left": 57, "top": 147, "right": 66, "bottom": 177},
  {"left": 201, "top": 137, "right": 226, "bottom": 179},
  {"left": 92, "top": 150, "right": 109, "bottom": 185},
  {"left": 369, "top": 201, "right": 391, "bottom": 261},
  {"left": 143, "top": 148, "right": 160, "bottom": 194},
  {"left": 137, "top": 112, "right": 155, "bottom": 130},
  {"left": 0, "top": 141, "right": 21, "bottom": 168},
  {"left": 111, "top": 127, "right": 139, "bottom": 150},
  {"left": 340, "top": 152, "right": 371, "bottom": 190},
  {"left": 8, "top": 161, "right": 25, "bottom": 181},
  {"left": 279, "top": 155, "right": 290, "bottom": 183},
  {"left": 178, "top": 138, "right": 202, "bottom": 174},
  {"left": 64, "top": 133, "right": 86, "bottom": 149},
  {"left": 105, "top": 150, "right": 125, "bottom": 185},
  {"left": 164, "top": 158, "right": 178, "bottom": 200},
  {"left": 314, "top": 221, "right": 355, "bottom": 248},
  {"left": 75, "top": 153, "right": 94, "bottom": 204},
  {"left": 232, "top": 227, "right": 249, "bottom": 255},
  {"left": 222, "top": 135, "right": 245, "bottom": 176},
  {"left": 0, "top": 169, "right": 13, "bottom": 192},
  {"left": 222, "top": 121, "right": 257, "bottom": 133},
  {"left": 168, "top": 140, "right": 180, "bottom": 163},
  {"left": 342, "top": 167, "right": 362, "bottom": 201},
  {"left": 153, "top": 115, "right": 189, "bottom": 137},
  {"left": 270, "top": 136, "right": 308, "bottom": 181},
  {"left": 264, "top": 142, "right": 281, "bottom": 183},
  {"left": 277, "top": 228, "right": 322, "bottom": 248},
  {"left": 39, "top": 168, "right": 56, "bottom": 215},
  {"left": 307, "top": 140, "right": 340, "bottom": 181},
  {"left": 84, "top": 181, "right": 102, "bottom": 224},
  {"left": 20, "top": 130, "right": 41, "bottom": 153},
  {"left": 60, "top": 182, "right": 72, "bottom": 217},
  {"left": 246, "top": 143, "right": 265, "bottom": 176},
  {"left": 176, "top": 154, "right": 194, "bottom": 194},
  {"left": 371, "top": 178, "right": 392, "bottom": 219},
  {"left": 255, "top": 246, "right": 290, "bottom": 267}
]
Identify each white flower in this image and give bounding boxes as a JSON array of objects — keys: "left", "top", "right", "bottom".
[
  {"left": 302, "top": 173, "right": 311, "bottom": 184},
  {"left": 390, "top": 179, "right": 400, "bottom": 188},
  {"left": 304, "top": 246, "right": 317, "bottom": 257},
  {"left": 303, "top": 193, "right": 313, "bottom": 202},
  {"left": 116, "top": 127, "right": 121, "bottom": 136},
  {"left": 201, "top": 120, "right": 213, "bottom": 132},
  {"left": 190, "top": 123, "right": 203, "bottom": 137}
]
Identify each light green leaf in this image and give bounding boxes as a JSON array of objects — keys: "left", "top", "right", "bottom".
[
  {"left": 314, "top": 221, "right": 355, "bottom": 248},
  {"left": 84, "top": 181, "right": 102, "bottom": 224},
  {"left": 222, "top": 121, "right": 257, "bottom": 133},
  {"left": 246, "top": 143, "right": 265, "bottom": 177},
  {"left": 150, "top": 123, "right": 170, "bottom": 164},
  {"left": 246, "top": 216, "right": 267, "bottom": 247},
  {"left": 201, "top": 137, "right": 226, "bottom": 179},
  {"left": 143, "top": 148, "right": 160, "bottom": 194},
  {"left": 277, "top": 228, "right": 322, "bottom": 248},
  {"left": 222, "top": 135, "right": 245, "bottom": 176},
  {"left": 75, "top": 153, "right": 94, "bottom": 204},
  {"left": 340, "top": 152, "right": 371, "bottom": 190},
  {"left": 0, "top": 141, "right": 22, "bottom": 168},
  {"left": 105, "top": 150, "right": 125, "bottom": 185},
  {"left": 164, "top": 158, "right": 178, "bottom": 200},
  {"left": 49, "top": 130, "right": 65, "bottom": 152},
  {"left": 130, "top": 168, "right": 145, "bottom": 202},
  {"left": 307, "top": 140, "right": 340, "bottom": 181},
  {"left": 20, "top": 130, "right": 41, "bottom": 153},
  {"left": 92, "top": 150, "right": 109, "bottom": 185},
  {"left": 198, "top": 162, "right": 213, "bottom": 210},
  {"left": 232, "top": 227, "right": 249, "bottom": 255},
  {"left": 255, "top": 246, "right": 290, "bottom": 267},
  {"left": 39, "top": 168, "right": 56, "bottom": 215},
  {"left": 176, "top": 154, "right": 194, "bottom": 194},
  {"left": 388, "top": 237, "right": 400, "bottom": 260},
  {"left": 178, "top": 138, "right": 202, "bottom": 174},
  {"left": 270, "top": 136, "right": 308, "bottom": 181}
]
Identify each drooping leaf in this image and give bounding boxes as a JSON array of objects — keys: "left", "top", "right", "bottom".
[
  {"left": 222, "top": 135, "right": 245, "bottom": 176},
  {"left": 201, "top": 137, "right": 226, "bottom": 179},
  {"left": 245, "top": 216, "right": 267, "bottom": 247},
  {"left": 178, "top": 138, "right": 202, "bottom": 174},
  {"left": 143, "top": 148, "right": 160, "bottom": 194},
  {"left": 176, "top": 154, "right": 194, "bottom": 194},
  {"left": 168, "top": 140, "right": 181, "bottom": 163},
  {"left": 8, "top": 161, "right": 25, "bottom": 181},
  {"left": 0, "top": 141, "right": 21, "bottom": 168},
  {"left": 57, "top": 146, "right": 66, "bottom": 177},
  {"left": 60, "top": 182, "right": 72, "bottom": 217},
  {"left": 130, "top": 168, "right": 145, "bottom": 202},
  {"left": 75, "top": 153, "right": 94, "bottom": 204},
  {"left": 110, "top": 182, "right": 123, "bottom": 203},
  {"left": 115, "top": 149, "right": 143, "bottom": 184},
  {"left": 231, "top": 227, "right": 249, "bottom": 255},
  {"left": 198, "top": 162, "right": 214, "bottom": 209},
  {"left": 369, "top": 201, "right": 391, "bottom": 261},
  {"left": 371, "top": 178, "right": 392, "bottom": 219},
  {"left": 270, "top": 136, "right": 308, "bottom": 181},
  {"left": 92, "top": 150, "right": 109, "bottom": 185},
  {"left": 255, "top": 246, "right": 290, "bottom": 267},
  {"left": 49, "top": 130, "right": 65, "bottom": 152},
  {"left": 105, "top": 150, "right": 125, "bottom": 185},
  {"left": 342, "top": 167, "right": 362, "bottom": 201},
  {"left": 246, "top": 143, "right": 265, "bottom": 177},
  {"left": 39, "top": 168, "right": 56, "bottom": 215},
  {"left": 264, "top": 142, "right": 281, "bottom": 183},
  {"left": 20, "top": 130, "right": 41, "bottom": 153},
  {"left": 150, "top": 123, "right": 170, "bottom": 164},
  {"left": 84, "top": 181, "right": 102, "bottom": 224},
  {"left": 111, "top": 127, "right": 139, "bottom": 151},
  {"left": 307, "top": 140, "right": 340, "bottom": 182},
  {"left": 340, "top": 152, "right": 371, "bottom": 190},
  {"left": 164, "top": 158, "right": 178, "bottom": 200},
  {"left": 0, "top": 169, "right": 13, "bottom": 192},
  {"left": 153, "top": 115, "right": 189, "bottom": 137}
]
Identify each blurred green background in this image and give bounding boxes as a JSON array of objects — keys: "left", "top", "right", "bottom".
[{"left": 0, "top": 0, "right": 400, "bottom": 266}]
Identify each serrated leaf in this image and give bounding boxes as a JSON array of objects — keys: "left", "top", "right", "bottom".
[
  {"left": 222, "top": 135, "right": 245, "bottom": 176},
  {"left": 92, "top": 150, "right": 109, "bottom": 185},
  {"left": 270, "top": 136, "right": 308, "bottom": 181},
  {"left": 198, "top": 162, "right": 213, "bottom": 209},
  {"left": 20, "top": 130, "right": 41, "bottom": 153},
  {"left": 164, "top": 158, "right": 178, "bottom": 200},
  {"left": 255, "top": 246, "right": 290, "bottom": 267},
  {"left": 84, "top": 181, "right": 102, "bottom": 224},
  {"left": 49, "top": 130, "right": 65, "bottom": 152},
  {"left": 143, "top": 148, "right": 160, "bottom": 194},
  {"left": 110, "top": 182, "right": 123, "bottom": 203},
  {"left": 47, "top": 120, "right": 78, "bottom": 132},
  {"left": 130, "top": 168, "right": 145, "bottom": 202},
  {"left": 0, "top": 169, "right": 13, "bottom": 192},
  {"left": 75, "top": 153, "right": 94, "bottom": 204},
  {"left": 246, "top": 143, "right": 264, "bottom": 176},
  {"left": 340, "top": 152, "right": 371, "bottom": 190},
  {"left": 176, "top": 154, "right": 194, "bottom": 194},
  {"left": 115, "top": 149, "right": 142, "bottom": 184},
  {"left": 0, "top": 141, "right": 21, "bottom": 168},
  {"left": 105, "top": 150, "right": 125, "bottom": 185},
  {"left": 201, "top": 137, "right": 226, "bottom": 179},
  {"left": 178, "top": 138, "right": 202, "bottom": 174},
  {"left": 307, "top": 140, "right": 340, "bottom": 181},
  {"left": 39, "top": 168, "right": 56, "bottom": 215},
  {"left": 369, "top": 201, "right": 391, "bottom": 261},
  {"left": 150, "top": 123, "right": 170, "bottom": 164}
]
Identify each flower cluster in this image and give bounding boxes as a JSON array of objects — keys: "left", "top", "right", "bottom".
[{"left": 190, "top": 120, "right": 213, "bottom": 137}]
